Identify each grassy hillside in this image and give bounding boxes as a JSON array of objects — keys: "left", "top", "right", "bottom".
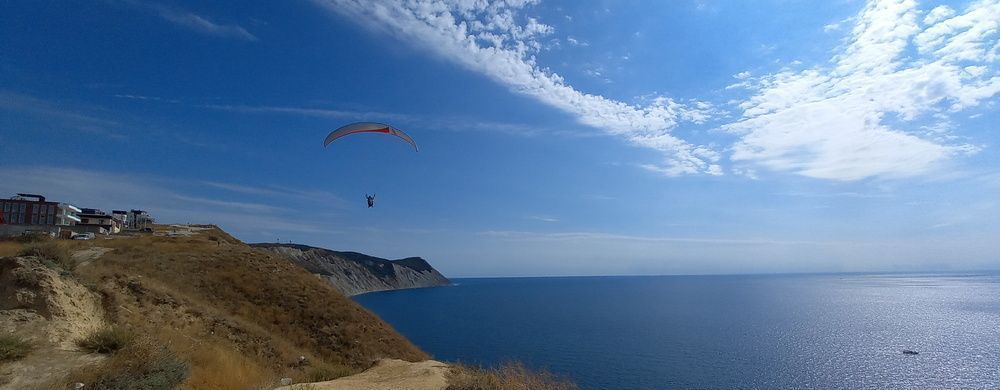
[
  {"left": 2, "top": 225, "right": 427, "bottom": 388},
  {"left": 1, "top": 225, "right": 575, "bottom": 389}
]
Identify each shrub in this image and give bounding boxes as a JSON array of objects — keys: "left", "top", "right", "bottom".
[
  {"left": 18, "top": 242, "right": 73, "bottom": 270},
  {"left": 77, "top": 327, "right": 133, "bottom": 354},
  {"left": 303, "top": 364, "right": 355, "bottom": 382},
  {"left": 0, "top": 334, "right": 32, "bottom": 362},
  {"left": 16, "top": 231, "right": 51, "bottom": 243},
  {"left": 447, "top": 362, "right": 577, "bottom": 390},
  {"left": 67, "top": 337, "right": 188, "bottom": 390}
]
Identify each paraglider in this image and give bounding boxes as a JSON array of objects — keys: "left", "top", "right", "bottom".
[
  {"left": 323, "top": 122, "right": 418, "bottom": 151},
  {"left": 324, "top": 122, "right": 417, "bottom": 209}
]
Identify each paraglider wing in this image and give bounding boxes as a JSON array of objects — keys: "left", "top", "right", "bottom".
[{"left": 323, "top": 122, "right": 418, "bottom": 151}]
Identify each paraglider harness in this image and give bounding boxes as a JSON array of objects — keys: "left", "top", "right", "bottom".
[{"left": 366, "top": 194, "right": 375, "bottom": 208}]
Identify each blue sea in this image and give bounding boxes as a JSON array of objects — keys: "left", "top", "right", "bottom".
[{"left": 355, "top": 274, "right": 1000, "bottom": 389}]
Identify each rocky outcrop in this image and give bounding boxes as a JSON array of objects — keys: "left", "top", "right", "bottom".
[
  {"left": 252, "top": 244, "right": 450, "bottom": 296},
  {"left": 0, "top": 256, "right": 105, "bottom": 348}
]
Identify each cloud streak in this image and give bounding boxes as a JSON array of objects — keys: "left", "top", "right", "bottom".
[
  {"left": 311, "top": 0, "right": 721, "bottom": 176},
  {"left": 0, "top": 91, "right": 125, "bottom": 138},
  {"left": 124, "top": 0, "right": 257, "bottom": 41},
  {"left": 204, "top": 103, "right": 593, "bottom": 138}
]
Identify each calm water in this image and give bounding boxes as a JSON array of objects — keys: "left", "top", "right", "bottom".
[{"left": 355, "top": 274, "right": 1000, "bottom": 389}]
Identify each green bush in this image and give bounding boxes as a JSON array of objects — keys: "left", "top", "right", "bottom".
[
  {"left": 18, "top": 242, "right": 74, "bottom": 270},
  {"left": 0, "top": 334, "right": 32, "bottom": 362},
  {"left": 77, "top": 327, "right": 133, "bottom": 354}
]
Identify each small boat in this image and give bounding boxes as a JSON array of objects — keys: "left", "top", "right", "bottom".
[{"left": 902, "top": 350, "right": 919, "bottom": 355}]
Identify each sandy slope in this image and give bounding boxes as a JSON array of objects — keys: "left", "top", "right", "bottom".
[
  {"left": 277, "top": 359, "right": 450, "bottom": 390},
  {"left": 0, "top": 254, "right": 107, "bottom": 389}
]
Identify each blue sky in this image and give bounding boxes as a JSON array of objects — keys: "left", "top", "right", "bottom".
[{"left": 2, "top": 0, "right": 998, "bottom": 277}]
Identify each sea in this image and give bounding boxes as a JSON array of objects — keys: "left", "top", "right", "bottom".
[{"left": 354, "top": 273, "right": 1000, "bottom": 390}]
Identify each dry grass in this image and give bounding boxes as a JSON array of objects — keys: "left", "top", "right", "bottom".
[
  {"left": 0, "top": 334, "right": 32, "bottom": 362},
  {"left": 16, "top": 231, "right": 52, "bottom": 243},
  {"left": 18, "top": 241, "right": 74, "bottom": 270},
  {"left": 62, "top": 224, "right": 425, "bottom": 387},
  {"left": 447, "top": 362, "right": 577, "bottom": 390},
  {"left": 297, "top": 363, "right": 356, "bottom": 383},
  {"left": 0, "top": 240, "right": 21, "bottom": 257},
  {"left": 181, "top": 345, "right": 274, "bottom": 390},
  {"left": 77, "top": 327, "right": 133, "bottom": 354},
  {"left": 64, "top": 336, "right": 189, "bottom": 390}
]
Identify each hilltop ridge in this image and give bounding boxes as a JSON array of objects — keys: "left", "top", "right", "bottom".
[
  {"left": 252, "top": 243, "right": 450, "bottom": 296},
  {"left": 0, "top": 225, "right": 427, "bottom": 388}
]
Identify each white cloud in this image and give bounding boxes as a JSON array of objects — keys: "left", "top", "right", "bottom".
[
  {"left": 566, "top": 36, "right": 589, "bottom": 46},
  {"left": 124, "top": 0, "right": 257, "bottom": 41},
  {"left": 823, "top": 22, "right": 842, "bottom": 32},
  {"left": 726, "top": 0, "right": 999, "bottom": 181},
  {"left": 312, "top": 0, "right": 720, "bottom": 176},
  {"left": 923, "top": 5, "right": 955, "bottom": 25}
]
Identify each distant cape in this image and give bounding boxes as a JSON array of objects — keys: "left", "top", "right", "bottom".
[{"left": 252, "top": 243, "right": 450, "bottom": 296}]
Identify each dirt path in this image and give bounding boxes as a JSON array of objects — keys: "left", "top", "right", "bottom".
[
  {"left": 71, "top": 247, "right": 111, "bottom": 268},
  {"left": 277, "top": 359, "right": 450, "bottom": 390}
]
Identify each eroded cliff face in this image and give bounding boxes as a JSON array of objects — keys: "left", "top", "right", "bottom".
[{"left": 252, "top": 244, "right": 450, "bottom": 296}]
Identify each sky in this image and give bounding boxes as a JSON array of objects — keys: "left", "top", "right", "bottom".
[{"left": 1, "top": 0, "right": 998, "bottom": 277}]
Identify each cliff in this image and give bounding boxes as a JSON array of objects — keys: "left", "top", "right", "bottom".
[
  {"left": 251, "top": 243, "right": 450, "bottom": 296},
  {"left": 0, "top": 225, "right": 428, "bottom": 388}
]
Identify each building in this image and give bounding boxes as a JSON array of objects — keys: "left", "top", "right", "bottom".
[
  {"left": 0, "top": 194, "right": 81, "bottom": 237},
  {"left": 76, "top": 208, "right": 123, "bottom": 234},
  {"left": 57, "top": 204, "right": 83, "bottom": 226},
  {"left": 125, "top": 209, "right": 153, "bottom": 231}
]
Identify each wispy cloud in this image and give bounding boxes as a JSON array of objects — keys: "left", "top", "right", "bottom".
[
  {"left": 113, "top": 94, "right": 179, "bottom": 104},
  {"left": 725, "top": 0, "right": 999, "bottom": 181},
  {"left": 172, "top": 195, "right": 289, "bottom": 213},
  {"left": 478, "top": 230, "right": 839, "bottom": 246},
  {"left": 202, "top": 181, "right": 347, "bottom": 207},
  {"left": 312, "top": 0, "right": 721, "bottom": 176},
  {"left": 204, "top": 103, "right": 591, "bottom": 138},
  {"left": 525, "top": 215, "right": 559, "bottom": 223},
  {"left": 123, "top": 0, "right": 258, "bottom": 41},
  {"left": 777, "top": 191, "right": 893, "bottom": 199},
  {"left": 204, "top": 104, "right": 411, "bottom": 123},
  {"left": 566, "top": 36, "right": 589, "bottom": 47},
  {"left": 0, "top": 91, "right": 124, "bottom": 138}
]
